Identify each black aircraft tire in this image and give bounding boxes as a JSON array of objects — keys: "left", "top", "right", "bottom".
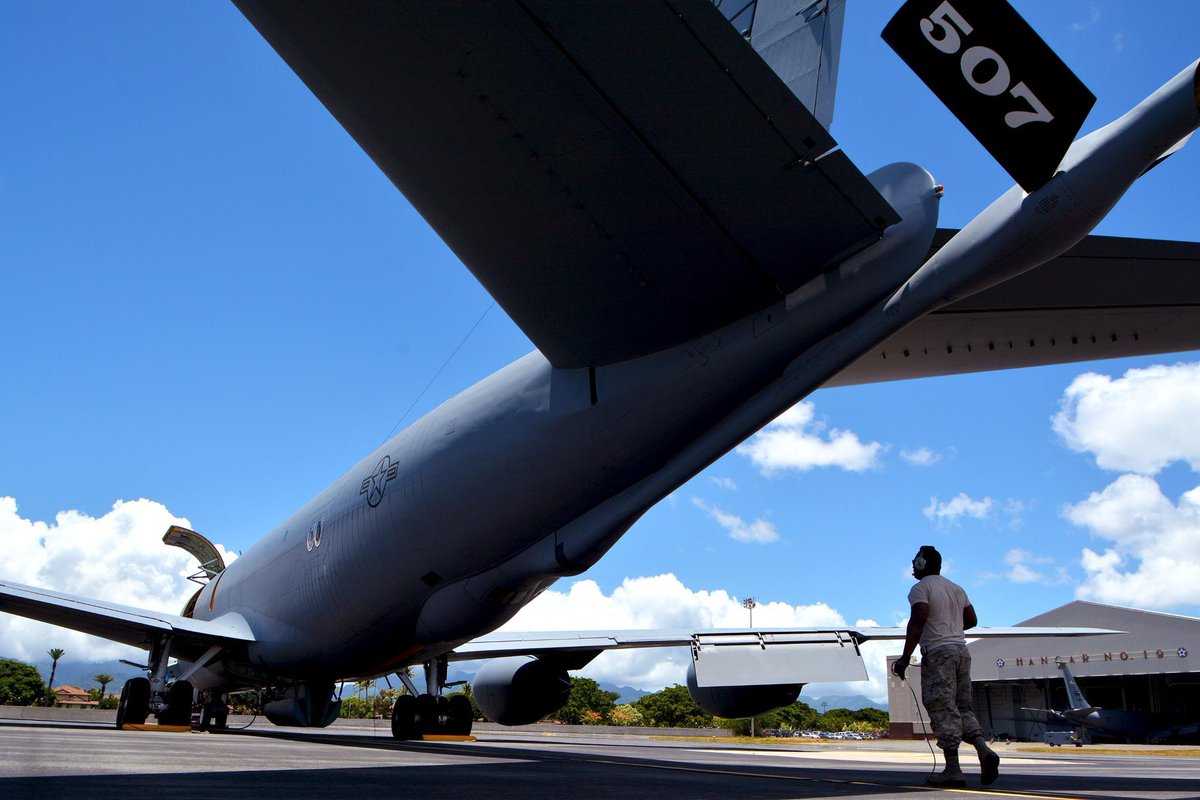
[
  {"left": 391, "top": 694, "right": 419, "bottom": 740},
  {"left": 447, "top": 694, "right": 474, "bottom": 735},
  {"left": 158, "top": 680, "right": 194, "bottom": 726},
  {"left": 115, "top": 677, "right": 151, "bottom": 728}
]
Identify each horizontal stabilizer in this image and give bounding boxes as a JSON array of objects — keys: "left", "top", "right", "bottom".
[
  {"left": 234, "top": 0, "right": 897, "bottom": 367},
  {"left": 0, "top": 578, "right": 254, "bottom": 661}
]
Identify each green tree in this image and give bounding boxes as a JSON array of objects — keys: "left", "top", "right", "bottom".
[
  {"left": 633, "top": 684, "right": 713, "bottom": 728},
  {"left": 93, "top": 673, "right": 114, "bottom": 699},
  {"left": 774, "top": 700, "right": 820, "bottom": 731},
  {"left": 549, "top": 677, "right": 618, "bottom": 725},
  {"left": 0, "top": 658, "right": 47, "bottom": 706},
  {"left": 45, "top": 648, "right": 65, "bottom": 704},
  {"left": 449, "top": 682, "right": 481, "bottom": 720},
  {"left": 607, "top": 703, "right": 644, "bottom": 726},
  {"left": 813, "top": 706, "right": 887, "bottom": 733}
]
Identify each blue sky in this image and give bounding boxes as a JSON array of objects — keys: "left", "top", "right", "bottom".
[{"left": 3, "top": 2, "right": 1199, "bottom": 700}]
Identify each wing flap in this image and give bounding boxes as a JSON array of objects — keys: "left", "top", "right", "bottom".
[
  {"left": 0, "top": 579, "right": 254, "bottom": 661},
  {"left": 827, "top": 232, "right": 1200, "bottom": 387},
  {"left": 234, "top": 0, "right": 897, "bottom": 367}
]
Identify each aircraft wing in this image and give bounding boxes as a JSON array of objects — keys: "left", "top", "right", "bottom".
[
  {"left": 827, "top": 231, "right": 1200, "bottom": 387},
  {"left": 0, "top": 579, "right": 255, "bottom": 662},
  {"left": 451, "top": 625, "right": 1117, "bottom": 662},
  {"left": 233, "top": 1, "right": 898, "bottom": 369}
]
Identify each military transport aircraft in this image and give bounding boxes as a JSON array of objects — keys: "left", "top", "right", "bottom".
[
  {"left": 2, "top": 0, "right": 1196, "bottom": 738},
  {"left": 1025, "top": 662, "right": 1200, "bottom": 743}
]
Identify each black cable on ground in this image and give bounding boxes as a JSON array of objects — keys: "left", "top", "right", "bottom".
[{"left": 906, "top": 675, "right": 938, "bottom": 781}]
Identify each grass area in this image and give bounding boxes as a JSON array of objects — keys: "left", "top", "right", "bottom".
[
  {"left": 649, "top": 735, "right": 841, "bottom": 746},
  {"left": 1013, "top": 745, "right": 1200, "bottom": 757}
]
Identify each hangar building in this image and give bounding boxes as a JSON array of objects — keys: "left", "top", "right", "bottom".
[{"left": 887, "top": 601, "right": 1200, "bottom": 741}]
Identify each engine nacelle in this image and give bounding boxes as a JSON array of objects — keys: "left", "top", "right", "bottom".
[
  {"left": 473, "top": 656, "right": 571, "bottom": 726},
  {"left": 685, "top": 662, "right": 801, "bottom": 719}
]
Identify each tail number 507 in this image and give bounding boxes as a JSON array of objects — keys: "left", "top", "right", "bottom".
[{"left": 919, "top": 1, "right": 1052, "bottom": 129}]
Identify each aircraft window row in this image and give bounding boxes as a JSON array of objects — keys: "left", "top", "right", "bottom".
[{"left": 306, "top": 519, "right": 323, "bottom": 551}]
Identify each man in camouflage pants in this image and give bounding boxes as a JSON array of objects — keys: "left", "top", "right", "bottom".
[{"left": 892, "top": 546, "right": 1000, "bottom": 787}]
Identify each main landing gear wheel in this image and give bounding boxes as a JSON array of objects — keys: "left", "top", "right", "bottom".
[
  {"left": 157, "top": 680, "right": 195, "bottom": 726},
  {"left": 390, "top": 693, "right": 474, "bottom": 739},
  {"left": 115, "top": 677, "right": 151, "bottom": 728},
  {"left": 391, "top": 694, "right": 419, "bottom": 740},
  {"left": 447, "top": 694, "right": 474, "bottom": 735}
]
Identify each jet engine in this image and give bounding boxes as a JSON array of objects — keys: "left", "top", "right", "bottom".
[
  {"left": 473, "top": 656, "right": 572, "bottom": 726},
  {"left": 685, "top": 662, "right": 801, "bottom": 719}
]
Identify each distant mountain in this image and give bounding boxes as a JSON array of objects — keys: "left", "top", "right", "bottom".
[
  {"left": 801, "top": 693, "right": 887, "bottom": 712},
  {"left": 602, "top": 683, "right": 648, "bottom": 705},
  {"left": 20, "top": 657, "right": 143, "bottom": 693}
]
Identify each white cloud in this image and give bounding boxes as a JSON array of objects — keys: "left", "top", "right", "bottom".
[
  {"left": 1070, "top": 2, "right": 1101, "bottom": 32},
  {"left": 1003, "top": 548, "right": 1068, "bottom": 585},
  {"left": 923, "top": 493, "right": 993, "bottom": 526},
  {"left": 0, "top": 496, "right": 238, "bottom": 663},
  {"left": 498, "top": 574, "right": 899, "bottom": 701},
  {"left": 1052, "top": 362, "right": 1200, "bottom": 474},
  {"left": 692, "top": 498, "right": 779, "bottom": 544},
  {"left": 710, "top": 476, "right": 738, "bottom": 492},
  {"left": 737, "top": 401, "right": 884, "bottom": 475},
  {"left": 900, "top": 447, "right": 941, "bottom": 467},
  {"left": 1065, "top": 474, "right": 1200, "bottom": 607}
]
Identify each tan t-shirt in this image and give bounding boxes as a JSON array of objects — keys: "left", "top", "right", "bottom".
[{"left": 907, "top": 574, "right": 970, "bottom": 654}]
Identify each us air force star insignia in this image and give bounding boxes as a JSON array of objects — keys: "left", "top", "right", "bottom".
[
  {"left": 996, "top": 658, "right": 1005, "bottom": 668},
  {"left": 360, "top": 455, "right": 399, "bottom": 508},
  {"left": 1180, "top": 647, "right": 1189, "bottom": 658}
]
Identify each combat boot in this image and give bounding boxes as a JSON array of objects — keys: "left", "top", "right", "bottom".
[{"left": 925, "top": 747, "right": 966, "bottom": 788}]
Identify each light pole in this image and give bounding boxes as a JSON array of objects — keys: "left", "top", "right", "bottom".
[{"left": 742, "top": 597, "right": 758, "bottom": 738}]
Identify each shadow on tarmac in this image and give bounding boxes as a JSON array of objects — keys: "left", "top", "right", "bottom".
[{"left": 1, "top": 724, "right": 1194, "bottom": 800}]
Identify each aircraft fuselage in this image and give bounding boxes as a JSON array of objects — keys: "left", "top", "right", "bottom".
[{"left": 187, "top": 163, "right": 940, "bottom": 685}]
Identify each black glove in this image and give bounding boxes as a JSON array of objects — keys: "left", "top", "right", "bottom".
[{"left": 892, "top": 657, "right": 908, "bottom": 681}]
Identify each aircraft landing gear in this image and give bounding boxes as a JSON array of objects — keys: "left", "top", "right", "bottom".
[
  {"left": 390, "top": 656, "right": 474, "bottom": 740},
  {"left": 390, "top": 691, "right": 474, "bottom": 739},
  {"left": 115, "top": 677, "right": 151, "bottom": 727},
  {"left": 114, "top": 632, "right": 198, "bottom": 729},
  {"left": 199, "top": 695, "right": 229, "bottom": 730}
]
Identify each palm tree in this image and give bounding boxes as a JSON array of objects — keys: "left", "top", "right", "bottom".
[
  {"left": 46, "top": 647, "right": 65, "bottom": 690},
  {"left": 46, "top": 648, "right": 65, "bottom": 707},
  {"left": 94, "top": 673, "right": 114, "bottom": 699}
]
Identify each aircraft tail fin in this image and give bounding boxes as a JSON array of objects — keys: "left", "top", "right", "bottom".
[
  {"left": 1058, "top": 662, "right": 1090, "bottom": 711},
  {"left": 722, "top": 0, "right": 846, "bottom": 129}
]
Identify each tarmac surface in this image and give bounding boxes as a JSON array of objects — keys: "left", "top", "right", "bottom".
[{"left": 1, "top": 717, "right": 1197, "bottom": 800}]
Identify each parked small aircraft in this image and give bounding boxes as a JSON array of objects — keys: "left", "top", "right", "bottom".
[
  {"left": 1025, "top": 662, "right": 1200, "bottom": 743},
  {"left": 2, "top": 1, "right": 1192, "bottom": 738}
]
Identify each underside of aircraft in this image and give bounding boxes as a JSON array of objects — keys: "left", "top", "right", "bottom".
[{"left": 3, "top": 0, "right": 1197, "bottom": 738}]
